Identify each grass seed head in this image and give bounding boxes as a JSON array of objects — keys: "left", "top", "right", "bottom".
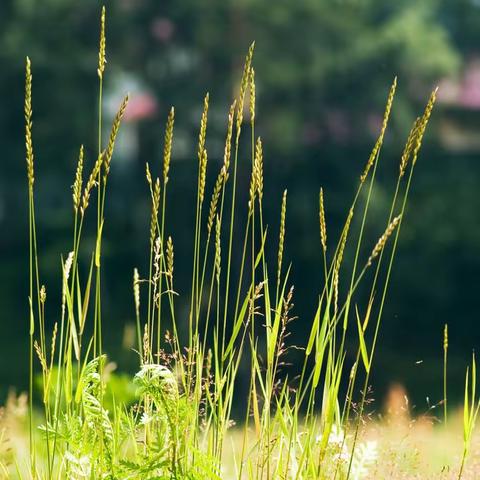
[
  {"left": 236, "top": 42, "right": 255, "bottom": 142},
  {"left": 412, "top": 87, "right": 437, "bottom": 166},
  {"left": 81, "top": 151, "right": 104, "bottom": 215},
  {"left": 25, "top": 57, "right": 34, "bottom": 191},
  {"left": 367, "top": 215, "right": 402, "bottom": 266},
  {"left": 319, "top": 187, "right": 327, "bottom": 253},
  {"left": 360, "top": 77, "right": 397, "bottom": 183},
  {"left": 97, "top": 6, "right": 106, "bottom": 79},
  {"left": 249, "top": 66, "right": 256, "bottom": 124},
  {"left": 163, "top": 107, "right": 174, "bottom": 185},
  {"left": 167, "top": 236, "right": 174, "bottom": 279},
  {"left": 277, "top": 190, "right": 288, "bottom": 283},
  {"left": 336, "top": 208, "right": 354, "bottom": 271},
  {"left": 207, "top": 170, "right": 224, "bottom": 235},
  {"left": 150, "top": 178, "right": 161, "bottom": 246},
  {"left": 254, "top": 137, "right": 263, "bottom": 202},
  {"left": 399, "top": 117, "right": 420, "bottom": 178},
  {"left": 40, "top": 285, "right": 46, "bottom": 304},
  {"left": 73, "top": 145, "right": 84, "bottom": 213},
  {"left": 103, "top": 95, "right": 129, "bottom": 181},
  {"left": 222, "top": 100, "right": 236, "bottom": 179}
]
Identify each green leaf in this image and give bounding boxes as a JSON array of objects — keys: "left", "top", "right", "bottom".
[{"left": 356, "top": 306, "right": 370, "bottom": 373}]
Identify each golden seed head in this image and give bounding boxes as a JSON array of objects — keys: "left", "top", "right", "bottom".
[
  {"left": 319, "top": 188, "right": 327, "bottom": 253},
  {"left": 412, "top": 87, "right": 438, "bottom": 167},
  {"left": 248, "top": 162, "right": 257, "bottom": 212},
  {"left": 97, "top": 6, "right": 106, "bottom": 79},
  {"left": 199, "top": 148, "right": 208, "bottom": 204},
  {"left": 360, "top": 78, "right": 397, "bottom": 183},
  {"left": 145, "top": 162, "right": 153, "bottom": 192},
  {"left": 249, "top": 66, "right": 256, "bottom": 124},
  {"left": 167, "top": 236, "right": 174, "bottom": 279},
  {"left": 163, "top": 107, "right": 175, "bottom": 185},
  {"left": 277, "top": 190, "right": 287, "bottom": 283},
  {"left": 198, "top": 93, "right": 209, "bottom": 163},
  {"left": 197, "top": 93, "right": 209, "bottom": 203},
  {"left": 73, "top": 145, "right": 84, "bottom": 212},
  {"left": 444, "top": 323, "right": 448, "bottom": 350},
  {"left": 50, "top": 322, "right": 58, "bottom": 365},
  {"left": 336, "top": 208, "right": 354, "bottom": 271},
  {"left": 34, "top": 340, "right": 47, "bottom": 374},
  {"left": 236, "top": 42, "right": 255, "bottom": 142},
  {"left": 333, "top": 268, "right": 339, "bottom": 318},
  {"left": 25, "top": 57, "right": 34, "bottom": 191},
  {"left": 254, "top": 137, "right": 263, "bottom": 202},
  {"left": 81, "top": 151, "right": 104, "bottom": 215},
  {"left": 150, "top": 178, "right": 161, "bottom": 246},
  {"left": 215, "top": 215, "right": 221, "bottom": 283},
  {"left": 207, "top": 170, "right": 224, "bottom": 235},
  {"left": 367, "top": 214, "right": 402, "bottom": 266},
  {"left": 103, "top": 95, "right": 129, "bottom": 181},
  {"left": 40, "top": 285, "right": 46, "bottom": 304},
  {"left": 133, "top": 268, "right": 140, "bottom": 318},
  {"left": 399, "top": 117, "right": 420, "bottom": 178},
  {"left": 222, "top": 100, "right": 236, "bottom": 179}
]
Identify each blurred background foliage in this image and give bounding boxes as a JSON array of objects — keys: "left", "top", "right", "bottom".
[{"left": 1, "top": 0, "right": 480, "bottom": 409}]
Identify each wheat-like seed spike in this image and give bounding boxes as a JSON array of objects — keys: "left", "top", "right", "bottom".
[
  {"left": 163, "top": 107, "right": 175, "bottom": 185},
  {"left": 277, "top": 190, "right": 287, "bottom": 282},
  {"left": 336, "top": 208, "right": 354, "bottom": 270},
  {"left": 198, "top": 93, "right": 209, "bottom": 164},
  {"left": 133, "top": 268, "right": 140, "bottom": 319},
  {"left": 199, "top": 148, "right": 208, "bottom": 204},
  {"left": 167, "top": 236, "right": 174, "bottom": 279},
  {"left": 81, "top": 151, "right": 104, "bottom": 215},
  {"left": 367, "top": 215, "right": 402, "bottom": 266},
  {"left": 249, "top": 67, "right": 256, "bottom": 124},
  {"left": 207, "top": 170, "right": 224, "bottom": 235},
  {"left": 444, "top": 323, "right": 448, "bottom": 351},
  {"left": 25, "top": 57, "right": 34, "bottom": 191},
  {"left": 215, "top": 215, "right": 221, "bottom": 283},
  {"left": 145, "top": 162, "right": 152, "bottom": 187},
  {"left": 103, "top": 95, "right": 129, "bottom": 181},
  {"left": 255, "top": 137, "right": 263, "bottom": 202},
  {"left": 73, "top": 145, "right": 84, "bottom": 213},
  {"left": 50, "top": 322, "right": 58, "bottom": 366},
  {"left": 150, "top": 179, "right": 161, "bottom": 246},
  {"left": 197, "top": 93, "right": 209, "bottom": 203},
  {"left": 236, "top": 42, "right": 255, "bottom": 142},
  {"left": 34, "top": 340, "right": 48, "bottom": 374},
  {"left": 97, "top": 6, "right": 106, "bottom": 79},
  {"left": 412, "top": 88, "right": 438, "bottom": 166},
  {"left": 333, "top": 269, "right": 339, "bottom": 318},
  {"left": 360, "top": 77, "right": 397, "bottom": 183},
  {"left": 248, "top": 159, "right": 257, "bottom": 212},
  {"left": 40, "top": 285, "right": 46, "bottom": 304},
  {"left": 222, "top": 100, "right": 236, "bottom": 179},
  {"left": 319, "top": 188, "right": 327, "bottom": 253},
  {"left": 399, "top": 117, "right": 420, "bottom": 178}
]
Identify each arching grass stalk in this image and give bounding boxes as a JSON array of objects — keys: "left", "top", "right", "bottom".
[{"left": 347, "top": 88, "right": 437, "bottom": 479}]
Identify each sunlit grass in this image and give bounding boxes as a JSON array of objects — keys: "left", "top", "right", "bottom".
[{"left": 5, "top": 5, "right": 479, "bottom": 480}]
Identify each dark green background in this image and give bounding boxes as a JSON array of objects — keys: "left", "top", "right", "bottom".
[{"left": 1, "top": 0, "right": 479, "bottom": 410}]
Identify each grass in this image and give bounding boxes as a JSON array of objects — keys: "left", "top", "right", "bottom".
[{"left": 4, "top": 6, "right": 480, "bottom": 480}]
